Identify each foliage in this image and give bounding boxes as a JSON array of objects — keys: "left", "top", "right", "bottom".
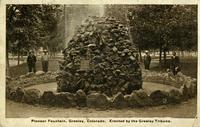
[
  {"left": 38, "top": 5, "right": 65, "bottom": 53},
  {"left": 104, "top": 5, "right": 197, "bottom": 52},
  {"left": 131, "top": 5, "right": 197, "bottom": 51},
  {"left": 6, "top": 5, "right": 65, "bottom": 55}
]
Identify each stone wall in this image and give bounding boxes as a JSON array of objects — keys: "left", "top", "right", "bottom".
[{"left": 6, "top": 71, "right": 197, "bottom": 109}]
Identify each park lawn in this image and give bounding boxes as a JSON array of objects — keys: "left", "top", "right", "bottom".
[
  {"left": 9, "top": 57, "right": 197, "bottom": 78},
  {"left": 180, "top": 57, "right": 197, "bottom": 78},
  {"left": 9, "top": 60, "right": 59, "bottom": 77},
  {"left": 150, "top": 56, "right": 197, "bottom": 78}
]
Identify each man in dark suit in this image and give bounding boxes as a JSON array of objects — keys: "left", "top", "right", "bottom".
[
  {"left": 144, "top": 50, "right": 151, "bottom": 70},
  {"left": 170, "top": 51, "right": 180, "bottom": 75},
  {"left": 41, "top": 50, "right": 49, "bottom": 73},
  {"left": 27, "top": 51, "right": 37, "bottom": 73}
]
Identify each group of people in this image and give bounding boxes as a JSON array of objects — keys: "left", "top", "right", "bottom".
[
  {"left": 26, "top": 49, "right": 180, "bottom": 75},
  {"left": 27, "top": 50, "right": 49, "bottom": 73},
  {"left": 143, "top": 50, "right": 180, "bottom": 75}
]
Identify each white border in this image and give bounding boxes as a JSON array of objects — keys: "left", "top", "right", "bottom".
[{"left": 0, "top": 0, "right": 199, "bottom": 127}]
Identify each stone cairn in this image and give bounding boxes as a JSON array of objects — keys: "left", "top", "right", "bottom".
[{"left": 57, "top": 16, "right": 142, "bottom": 96}]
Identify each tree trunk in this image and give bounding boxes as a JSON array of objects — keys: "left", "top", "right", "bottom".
[
  {"left": 159, "top": 46, "right": 162, "bottom": 66},
  {"left": 163, "top": 49, "right": 166, "bottom": 67},
  {"left": 21, "top": 53, "right": 24, "bottom": 63},
  {"left": 17, "top": 49, "right": 20, "bottom": 65}
]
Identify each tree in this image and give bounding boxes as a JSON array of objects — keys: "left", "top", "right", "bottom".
[
  {"left": 129, "top": 5, "right": 197, "bottom": 66},
  {"left": 169, "top": 5, "right": 197, "bottom": 52},
  {"left": 6, "top": 5, "right": 66, "bottom": 75},
  {"left": 39, "top": 5, "right": 65, "bottom": 56},
  {"left": 7, "top": 5, "right": 44, "bottom": 66},
  {"left": 104, "top": 5, "right": 197, "bottom": 66}
]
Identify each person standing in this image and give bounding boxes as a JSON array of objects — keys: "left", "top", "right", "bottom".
[
  {"left": 170, "top": 51, "right": 180, "bottom": 75},
  {"left": 144, "top": 50, "right": 151, "bottom": 70},
  {"left": 41, "top": 50, "right": 49, "bottom": 73},
  {"left": 27, "top": 51, "right": 37, "bottom": 73}
]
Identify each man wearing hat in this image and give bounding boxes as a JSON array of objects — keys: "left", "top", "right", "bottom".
[
  {"left": 143, "top": 50, "right": 151, "bottom": 70},
  {"left": 41, "top": 50, "right": 49, "bottom": 73},
  {"left": 27, "top": 51, "right": 37, "bottom": 73},
  {"left": 170, "top": 51, "right": 180, "bottom": 75}
]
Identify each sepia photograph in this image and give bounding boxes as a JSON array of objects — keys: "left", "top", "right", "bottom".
[{"left": 4, "top": 3, "right": 198, "bottom": 120}]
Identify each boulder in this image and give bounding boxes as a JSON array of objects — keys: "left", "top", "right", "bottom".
[
  {"left": 11, "top": 87, "right": 25, "bottom": 102},
  {"left": 124, "top": 91, "right": 149, "bottom": 108},
  {"left": 6, "top": 76, "right": 12, "bottom": 84},
  {"left": 180, "top": 85, "right": 189, "bottom": 100},
  {"left": 168, "top": 89, "right": 182, "bottom": 103},
  {"left": 150, "top": 90, "right": 169, "bottom": 105},
  {"left": 54, "top": 92, "right": 76, "bottom": 107},
  {"left": 124, "top": 90, "right": 152, "bottom": 107},
  {"left": 35, "top": 71, "right": 45, "bottom": 76},
  {"left": 6, "top": 86, "right": 15, "bottom": 99},
  {"left": 188, "top": 83, "right": 197, "bottom": 97},
  {"left": 25, "top": 72, "right": 34, "bottom": 77},
  {"left": 132, "top": 90, "right": 153, "bottom": 106},
  {"left": 40, "top": 91, "right": 56, "bottom": 106},
  {"left": 75, "top": 89, "right": 87, "bottom": 107},
  {"left": 124, "top": 94, "right": 131, "bottom": 103},
  {"left": 6, "top": 76, "right": 12, "bottom": 81},
  {"left": 19, "top": 75, "right": 26, "bottom": 79},
  {"left": 186, "top": 79, "right": 197, "bottom": 98},
  {"left": 47, "top": 71, "right": 52, "bottom": 74},
  {"left": 87, "top": 92, "right": 110, "bottom": 109},
  {"left": 112, "top": 92, "right": 127, "bottom": 108},
  {"left": 23, "top": 89, "right": 41, "bottom": 104},
  {"left": 176, "top": 72, "right": 184, "bottom": 77}
]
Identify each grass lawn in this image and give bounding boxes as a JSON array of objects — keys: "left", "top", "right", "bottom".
[
  {"left": 9, "top": 60, "right": 59, "bottom": 77},
  {"left": 8, "top": 56, "right": 197, "bottom": 78},
  {"left": 150, "top": 56, "right": 197, "bottom": 78}
]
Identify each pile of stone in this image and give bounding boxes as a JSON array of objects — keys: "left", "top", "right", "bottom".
[
  {"left": 7, "top": 71, "right": 57, "bottom": 89},
  {"left": 143, "top": 70, "right": 197, "bottom": 100},
  {"left": 57, "top": 16, "right": 142, "bottom": 96},
  {"left": 6, "top": 83, "right": 194, "bottom": 109},
  {"left": 143, "top": 70, "right": 197, "bottom": 90},
  {"left": 6, "top": 68, "right": 197, "bottom": 108}
]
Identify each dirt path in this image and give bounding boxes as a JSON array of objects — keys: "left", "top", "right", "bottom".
[
  {"left": 6, "top": 98, "right": 196, "bottom": 118},
  {"left": 25, "top": 82, "right": 179, "bottom": 94}
]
